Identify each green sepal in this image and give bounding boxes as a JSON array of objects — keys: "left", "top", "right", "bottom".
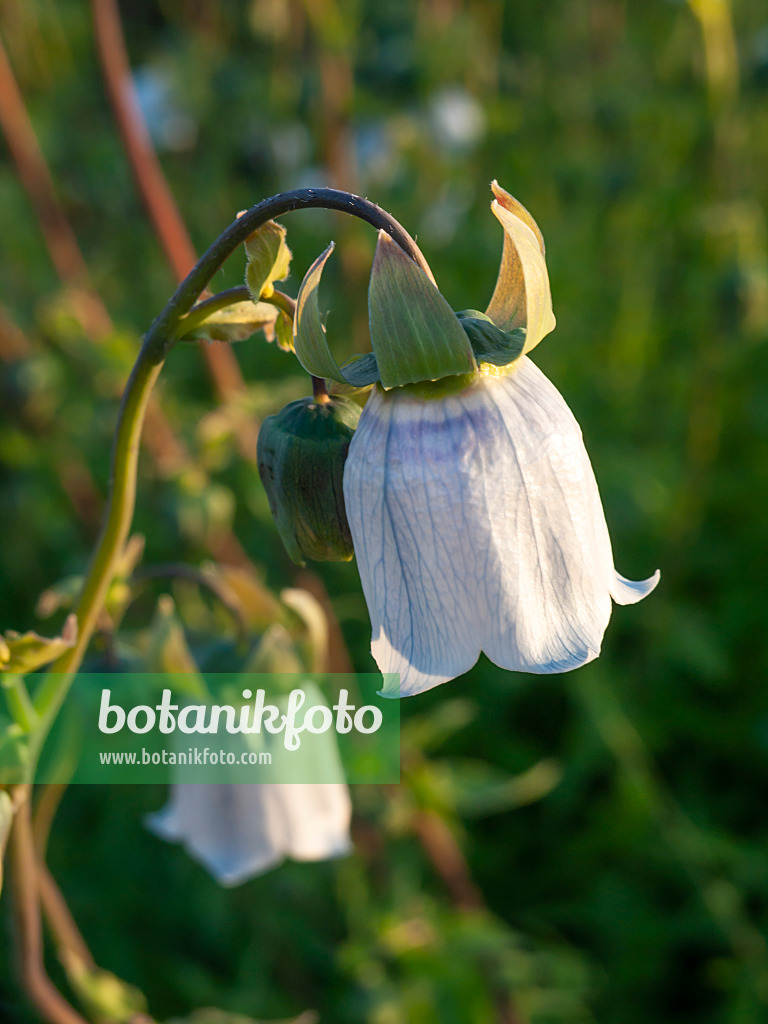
[
  {"left": 339, "top": 351, "right": 380, "bottom": 387},
  {"left": 456, "top": 310, "right": 526, "bottom": 367},
  {"left": 293, "top": 243, "right": 349, "bottom": 384},
  {"left": 293, "top": 246, "right": 380, "bottom": 383},
  {"left": 244, "top": 219, "right": 292, "bottom": 300},
  {"left": 369, "top": 231, "right": 477, "bottom": 388},
  {"left": 257, "top": 396, "right": 361, "bottom": 565}
]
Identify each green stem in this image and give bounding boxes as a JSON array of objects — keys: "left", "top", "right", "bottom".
[
  {"left": 262, "top": 288, "right": 296, "bottom": 320},
  {"left": 2, "top": 675, "right": 38, "bottom": 732},
  {"left": 38, "top": 351, "right": 163, "bottom": 719},
  {"left": 36, "top": 187, "right": 426, "bottom": 739},
  {"left": 173, "top": 285, "right": 251, "bottom": 339}
]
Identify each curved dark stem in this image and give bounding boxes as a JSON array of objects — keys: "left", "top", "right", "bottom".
[{"left": 146, "top": 187, "right": 432, "bottom": 359}]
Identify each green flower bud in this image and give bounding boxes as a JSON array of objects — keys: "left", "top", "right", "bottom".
[{"left": 257, "top": 395, "right": 361, "bottom": 565}]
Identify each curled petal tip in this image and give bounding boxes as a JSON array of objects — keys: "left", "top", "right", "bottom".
[
  {"left": 611, "top": 569, "right": 661, "bottom": 606},
  {"left": 490, "top": 181, "right": 546, "bottom": 255}
]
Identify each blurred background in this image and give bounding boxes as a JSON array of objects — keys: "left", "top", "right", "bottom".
[{"left": 1, "top": 0, "right": 768, "bottom": 1022}]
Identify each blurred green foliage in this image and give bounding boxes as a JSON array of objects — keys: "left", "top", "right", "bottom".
[{"left": 1, "top": 0, "right": 768, "bottom": 1022}]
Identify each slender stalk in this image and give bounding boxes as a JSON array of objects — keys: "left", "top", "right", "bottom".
[
  {"left": 264, "top": 288, "right": 297, "bottom": 320},
  {"left": 312, "top": 375, "right": 330, "bottom": 401},
  {"left": 3, "top": 675, "right": 38, "bottom": 732},
  {"left": 10, "top": 788, "right": 89, "bottom": 1024},
  {"left": 174, "top": 285, "right": 252, "bottom": 339},
  {"left": 42, "top": 352, "right": 164, "bottom": 700},
  {"left": 37, "top": 863, "right": 95, "bottom": 971}
]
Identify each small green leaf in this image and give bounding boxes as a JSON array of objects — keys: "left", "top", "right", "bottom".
[
  {"left": 63, "top": 954, "right": 149, "bottom": 1024},
  {"left": 369, "top": 231, "right": 477, "bottom": 388},
  {"left": 273, "top": 308, "right": 294, "bottom": 352},
  {"left": 445, "top": 757, "right": 563, "bottom": 817},
  {"left": 245, "top": 219, "right": 292, "bottom": 300},
  {"left": 182, "top": 301, "right": 279, "bottom": 344},
  {"left": 456, "top": 310, "right": 526, "bottom": 366},
  {"left": 0, "top": 614, "right": 78, "bottom": 674}
]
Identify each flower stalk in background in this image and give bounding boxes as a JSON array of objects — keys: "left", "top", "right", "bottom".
[{"left": 294, "top": 182, "right": 659, "bottom": 696}]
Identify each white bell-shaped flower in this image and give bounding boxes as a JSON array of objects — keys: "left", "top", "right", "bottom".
[
  {"left": 147, "top": 782, "right": 352, "bottom": 886},
  {"left": 290, "top": 181, "right": 659, "bottom": 697},
  {"left": 343, "top": 359, "right": 658, "bottom": 696}
]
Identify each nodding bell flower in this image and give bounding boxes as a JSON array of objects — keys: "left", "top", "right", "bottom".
[
  {"left": 291, "top": 181, "right": 659, "bottom": 697},
  {"left": 147, "top": 782, "right": 352, "bottom": 886}
]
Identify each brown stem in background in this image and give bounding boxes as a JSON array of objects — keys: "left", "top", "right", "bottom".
[
  {"left": 32, "top": 783, "right": 68, "bottom": 860},
  {"left": 411, "top": 808, "right": 484, "bottom": 912},
  {"left": 36, "top": 864, "right": 95, "bottom": 971},
  {"left": 10, "top": 787, "right": 89, "bottom": 1024},
  {"left": 0, "top": 34, "right": 112, "bottom": 341},
  {"left": 0, "top": 30, "right": 253, "bottom": 561},
  {"left": 0, "top": 32, "right": 188, "bottom": 479},
  {"left": 406, "top": 798, "right": 525, "bottom": 1022},
  {"left": 91, "top": 0, "right": 245, "bottom": 405}
]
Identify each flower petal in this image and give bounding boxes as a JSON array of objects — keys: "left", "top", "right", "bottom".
[
  {"left": 147, "top": 782, "right": 351, "bottom": 886},
  {"left": 470, "top": 359, "right": 618, "bottom": 672},
  {"left": 343, "top": 386, "right": 486, "bottom": 695},
  {"left": 610, "top": 570, "right": 660, "bottom": 605},
  {"left": 345, "top": 359, "right": 659, "bottom": 694},
  {"left": 484, "top": 183, "right": 556, "bottom": 354}
]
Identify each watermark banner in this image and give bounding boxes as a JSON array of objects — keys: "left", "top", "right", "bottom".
[{"left": 2, "top": 673, "right": 400, "bottom": 784}]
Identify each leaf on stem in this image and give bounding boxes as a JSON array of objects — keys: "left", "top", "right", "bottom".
[
  {"left": 181, "top": 301, "right": 279, "bottom": 344},
  {"left": 244, "top": 219, "right": 293, "bottom": 300},
  {"left": 0, "top": 614, "right": 78, "bottom": 674}
]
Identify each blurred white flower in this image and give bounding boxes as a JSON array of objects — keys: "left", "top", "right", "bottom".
[
  {"left": 147, "top": 783, "right": 352, "bottom": 886},
  {"left": 342, "top": 182, "right": 659, "bottom": 697},
  {"left": 429, "top": 85, "right": 487, "bottom": 152}
]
